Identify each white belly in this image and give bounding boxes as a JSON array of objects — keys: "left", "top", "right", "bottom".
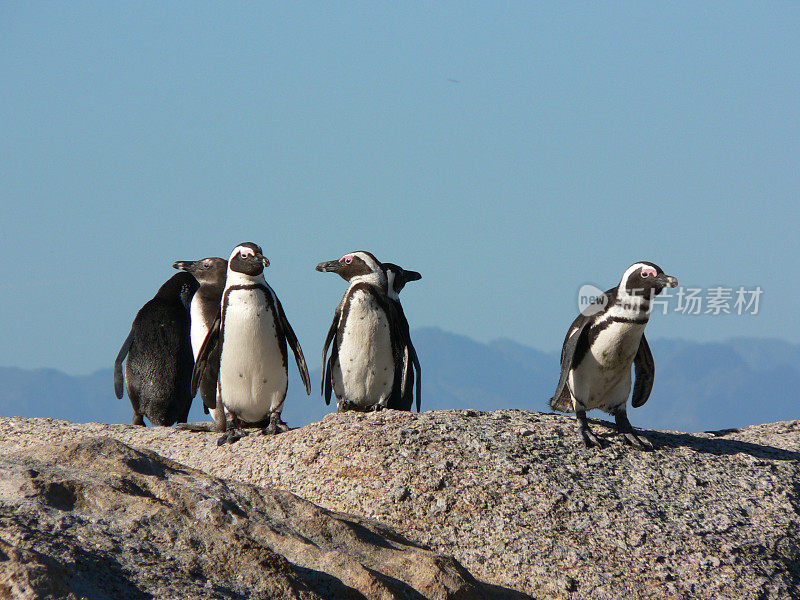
[
  {"left": 333, "top": 290, "right": 395, "bottom": 408},
  {"left": 570, "top": 321, "right": 644, "bottom": 411},
  {"left": 219, "top": 289, "right": 287, "bottom": 423},
  {"left": 190, "top": 297, "right": 209, "bottom": 361}
]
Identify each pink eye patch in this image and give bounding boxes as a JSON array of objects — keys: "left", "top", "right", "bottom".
[
  {"left": 239, "top": 248, "right": 255, "bottom": 258},
  {"left": 340, "top": 254, "right": 354, "bottom": 264},
  {"left": 641, "top": 267, "right": 657, "bottom": 278}
]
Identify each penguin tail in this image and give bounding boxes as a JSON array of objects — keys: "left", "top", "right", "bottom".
[
  {"left": 548, "top": 389, "right": 573, "bottom": 413},
  {"left": 113, "top": 327, "right": 134, "bottom": 399},
  {"left": 113, "top": 364, "right": 125, "bottom": 400}
]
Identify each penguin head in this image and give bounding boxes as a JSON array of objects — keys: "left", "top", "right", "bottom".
[
  {"left": 228, "top": 243, "right": 269, "bottom": 277},
  {"left": 382, "top": 262, "right": 422, "bottom": 300},
  {"left": 154, "top": 272, "right": 199, "bottom": 309},
  {"left": 173, "top": 257, "right": 228, "bottom": 288},
  {"left": 621, "top": 262, "right": 678, "bottom": 297},
  {"left": 316, "top": 251, "right": 387, "bottom": 288}
]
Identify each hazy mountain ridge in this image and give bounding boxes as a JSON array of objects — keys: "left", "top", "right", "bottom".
[{"left": 1, "top": 328, "right": 797, "bottom": 431}]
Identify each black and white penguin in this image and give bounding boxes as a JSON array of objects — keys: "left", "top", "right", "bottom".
[
  {"left": 173, "top": 257, "right": 227, "bottom": 413},
  {"left": 549, "top": 262, "right": 678, "bottom": 450},
  {"left": 316, "top": 251, "right": 406, "bottom": 412},
  {"left": 382, "top": 262, "right": 422, "bottom": 412},
  {"left": 114, "top": 272, "right": 199, "bottom": 426},
  {"left": 192, "top": 243, "right": 311, "bottom": 444}
]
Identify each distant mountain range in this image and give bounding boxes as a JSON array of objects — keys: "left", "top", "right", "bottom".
[{"left": 1, "top": 328, "right": 797, "bottom": 432}]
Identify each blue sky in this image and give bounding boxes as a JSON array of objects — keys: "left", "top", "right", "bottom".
[{"left": 1, "top": 3, "right": 798, "bottom": 375}]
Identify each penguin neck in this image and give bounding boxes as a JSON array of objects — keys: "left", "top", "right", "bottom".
[
  {"left": 198, "top": 281, "right": 225, "bottom": 302},
  {"left": 605, "top": 287, "right": 652, "bottom": 321},
  {"left": 226, "top": 269, "right": 267, "bottom": 288},
  {"left": 385, "top": 271, "right": 399, "bottom": 301},
  {"left": 349, "top": 271, "right": 387, "bottom": 292}
]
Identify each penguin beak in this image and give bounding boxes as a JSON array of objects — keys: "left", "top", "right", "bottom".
[
  {"left": 655, "top": 274, "right": 679, "bottom": 288},
  {"left": 316, "top": 260, "right": 342, "bottom": 273},
  {"left": 173, "top": 260, "right": 199, "bottom": 273},
  {"left": 257, "top": 253, "right": 270, "bottom": 268},
  {"left": 404, "top": 270, "right": 422, "bottom": 282}
]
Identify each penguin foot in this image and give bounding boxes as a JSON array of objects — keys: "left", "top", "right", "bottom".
[
  {"left": 261, "top": 413, "right": 289, "bottom": 435},
  {"left": 620, "top": 432, "right": 654, "bottom": 451},
  {"left": 614, "top": 412, "right": 653, "bottom": 450},
  {"left": 261, "top": 424, "right": 287, "bottom": 435},
  {"left": 216, "top": 429, "right": 248, "bottom": 446},
  {"left": 580, "top": 428, "right": 604, "bottom": 449},
  {"left": 576, "top": 409, "right": 604, "bottom": 448}
]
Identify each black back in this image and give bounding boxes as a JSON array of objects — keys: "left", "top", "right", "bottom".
[
  {"left": 115, "top": 272, "right": 198, "bottom": 425},
  {"left": 385, "top": 299, "right": 422, "bottom": 412}
]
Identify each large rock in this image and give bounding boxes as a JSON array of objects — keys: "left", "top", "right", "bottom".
[
  {"left": 0, "top": 434, "right": 491, "bottom": 600},
  {"left": 1, "top": 410, "right": 799, "bottom": 599}
]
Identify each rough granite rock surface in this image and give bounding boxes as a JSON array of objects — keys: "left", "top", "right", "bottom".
[
  {"left": 1, "top": 410, "right": 799, "bottom": 599},
  {"left": 0, "top": 433, "right": 490, "bottom": 600}
]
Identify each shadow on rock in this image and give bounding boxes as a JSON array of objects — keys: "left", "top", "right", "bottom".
[
  {"left": 580, "top": 416, "right": 800, "bottom": 460},
  {"left": 648, "top": 429, "right": 800, "bottom": 460}
]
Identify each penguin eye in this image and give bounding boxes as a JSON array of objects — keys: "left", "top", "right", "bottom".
[
  {"left": 641, "top": 271, "right": 650, "bottom": 278},
  {"left": 240, "top": 252, "right": 248, "bottom": 259},
  {"left": 344, "top": 257, "right": 353, "bottom": 265}
]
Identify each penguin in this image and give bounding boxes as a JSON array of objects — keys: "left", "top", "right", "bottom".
[
  {"left": 382, "top": 262, "right": 422, "bottom": 412},
  {"left": 549, "top": 262, "right": 678, "bottom": 450},
  {"left": 114, "top": 272, "right": 199, "bottom": 426},
  {"left": 172, "top": 257, "right": 227, "bottom": 413},
  {"left": 192, "top": 243, "right": 311, "bottom": 444},
  {"left": 316, "top": 251, "right": 406, "bottom": 412}
]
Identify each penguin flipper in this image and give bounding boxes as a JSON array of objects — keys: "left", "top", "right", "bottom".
[
  {"left": 114, "top": 327, "right": 135, "bottom": 399},
  {"left": 275, "top": 297, "right": 311, "bottom": 395},
  {"left": 408, "top": 341, "right": 422, "bottom": 412},
  {"left": 324, "top": 350, "right": 336, "bottom": 406},
  {"left": 192, "top": 314, "right": 220, "bottom": 397},
  {"left": 198, "top": 358, "right": 219, "bottom": 411},
  {"left": 549, "top": 313, "right": 591, "bottom": 412},
  {"left": 321, "top": 308, "right": 340, "bottom": 402},
  {"left": 631, "top": 334, "right": 655, "bottom": 408},
  {"left": 399, "top": 346, "right": 411, "bottom": 400},
  {"left": 388, "top": 304, "right": 407, "bottom": 380}
]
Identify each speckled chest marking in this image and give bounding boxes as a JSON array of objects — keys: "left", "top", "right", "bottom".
[
  {"left": 219, "top": 285, "right": 288, "bottom": 422},
  {"left": 333, "top": 288, "right": 395, "bottom": 408},
  {"left": 570, "top": 310, "right": 648, "bottom": 411}
]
